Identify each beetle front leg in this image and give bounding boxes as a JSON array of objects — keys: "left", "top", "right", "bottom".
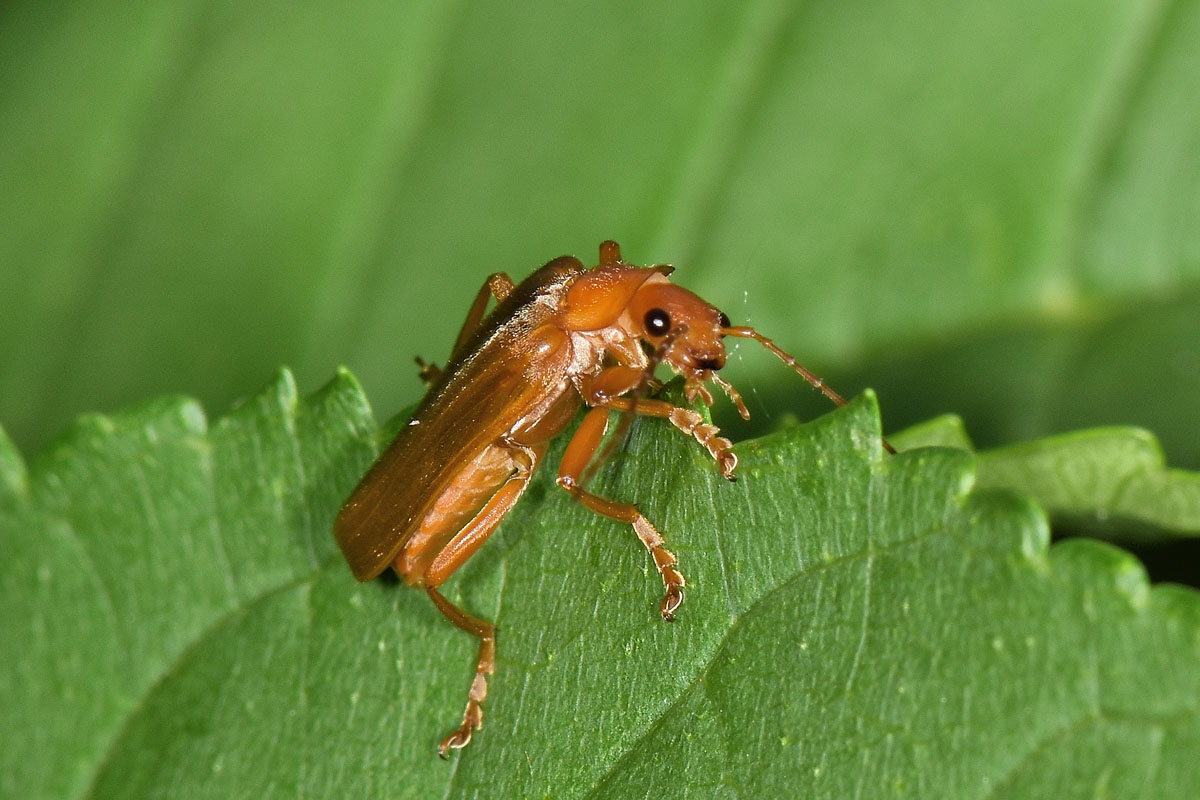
[
  {"left": 604, "top": 396, "right": 737, "bottom": 481},
  {"left": 557, "top": 406, "right": 685, "bottom": 620},
  {"left": 581, "top": 367, "right": 737, "bottom": 480}
]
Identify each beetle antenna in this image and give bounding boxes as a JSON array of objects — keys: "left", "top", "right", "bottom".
[
  {"left": 723, "top": 325, "right": 896, "bottom": 454},
  {"left": 723, "top": 326, "right": 848, "bottom": 407}
]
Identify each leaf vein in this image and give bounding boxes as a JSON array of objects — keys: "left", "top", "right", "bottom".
[{"left": 584, "top": 518, "right": 945, "bottom": 798}]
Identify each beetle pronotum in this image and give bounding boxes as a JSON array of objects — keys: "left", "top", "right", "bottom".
[{"left": 334, "top": 241, "right": 887, "bottom": 756}]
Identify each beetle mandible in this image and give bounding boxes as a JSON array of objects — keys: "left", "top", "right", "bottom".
[{"left": 334, "top": 241, "right": 885, "bottom": 757}]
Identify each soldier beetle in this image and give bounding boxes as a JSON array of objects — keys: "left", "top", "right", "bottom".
[{"left": 334, "top": 241, "right": 889, "bottom": 757}]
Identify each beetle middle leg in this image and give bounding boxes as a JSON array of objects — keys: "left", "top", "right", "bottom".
[
  {"left": 556, "top": 406, "right": 686, "bottom": 620},
  {"left": 450, "top": 272, "right": 516, "bottom": 355}
]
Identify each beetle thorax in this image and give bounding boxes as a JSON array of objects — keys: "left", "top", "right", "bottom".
[{"left": 565, "top": 323, "right": 645, "bottom": 379}]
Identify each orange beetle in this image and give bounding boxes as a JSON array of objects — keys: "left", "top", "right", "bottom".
[{"left": 334, "top": 241, "right": 884, "bottom": 756}]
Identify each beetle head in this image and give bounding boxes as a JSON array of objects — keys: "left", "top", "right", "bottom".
[
  {"left": 624, "top": 279, "right": 752, "bottom": 414},
  {"left": 628, "top": 281, "right": 729, "bottom": 374}
]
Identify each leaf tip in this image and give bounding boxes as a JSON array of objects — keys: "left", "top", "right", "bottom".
[
  {"left": 313, "top": 367, "right": 375, "bottom": 437},
  {"left": 959, "top": 487, "right": 1052, "bottom": 569},
  {"left": 1050, "top": 537, "right": 1152, "bottom": 610},
  {"left": 323, "top": 366, "right": 369, "bottom": 410},
  {"left": 889, "top": 414, "right": 973, "bottom": 451},
  {"left": 266, "top": 367, "right": 301, "bottom": 415}
]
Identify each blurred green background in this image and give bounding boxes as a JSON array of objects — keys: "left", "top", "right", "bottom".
[{"left": 2, "top": 1, "right": 1198, "bottom": 466}]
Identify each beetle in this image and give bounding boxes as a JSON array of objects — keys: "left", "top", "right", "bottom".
[{"left": 334, "top": 241, "right": 886, "bottom": 757}]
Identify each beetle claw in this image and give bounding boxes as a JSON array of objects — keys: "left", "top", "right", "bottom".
[
  {"left": 660, "top": 585, "right": 684, "bottom": 621},
  {"left": 437, "top": 699, "right": 484, "bottom": 758},
  {"left": 718, "top": 451, "right": 738, "bottom": 480},
  {"left": 437, "top": 730, "right": 469, "bottom": 759},
  {"left": 414, "top": 355, "right": 443, "bottom": 387}
]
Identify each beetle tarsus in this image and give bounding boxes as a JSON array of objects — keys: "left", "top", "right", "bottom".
[
  {"left": 717, "top": 450, "right": 738, "bottom": 481},
  {"left": 662, "top": 407, "right": 737, "bottom": 480},
  {"left": 414, "top": 356, "right": 442, "bottom": 387},
  {"left": 649, "top": 542, "right": 685, "bottom": 621}
]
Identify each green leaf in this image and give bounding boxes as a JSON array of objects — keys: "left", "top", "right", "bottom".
[
  {"left": 892, "top": 416, "right": 1200, "bottom": 542},
  {"left": 4, "top": 376, "right": 1199, "bottom": 798},
  {"left": 2, "top": 0, "right": 1198, "bottom": 471},
  {"left": 978, "top": 429, "right": 1200, "bottom": 543},
  {"left": 843, "top": 288, "right": 1200, "bottom": 471},
  {"left": 0, "top": 371, "right": 378, "bottom": 799}
]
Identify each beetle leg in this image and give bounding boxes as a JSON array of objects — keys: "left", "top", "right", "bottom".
[
  {"left": 576, "top": 365, "right": 655, "bottom": 485},
  {"left": 414, "top": 355, "right": 442, "bottom": 387},
  {"left": 426, "top": 587, "right": 495, "bottom": 758},
  {"left": 557, "top": 407, "right": 685, "bottom": 620},
  {"left": 579, "top": 366, "right": 737, "bottom": 480},
  {"left": 450, "top": 272, "right": 516, "bottom": 356},
  {"left": 423, "top": 447, "right": 539, "bottom": 587},
  {"left": 418, "top": 271, "right": 514, "bottom": 387},
  {"left": 420, "top": 442, "right": 542, "bottom": 757},
  {"left": 603, "top": 396, "right": 737, "bottom": 481},
  {"left": 579, "top": 365, "right": 645, "bottom": 402}
]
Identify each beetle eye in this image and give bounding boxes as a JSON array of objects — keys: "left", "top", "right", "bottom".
[
  {"left": 644, "top": 308, "right": 671, "bottom": 336},
  {"left": 718, "top": 311, "right": 731, "bottom": 328}
]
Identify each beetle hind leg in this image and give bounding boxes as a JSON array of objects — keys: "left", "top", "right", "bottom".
[
  {"left": 410, "top": 443, "right": 542, "bottom": 756},
  {"left": 427, "top": 587, "right": 495, "bottom": 758}
]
